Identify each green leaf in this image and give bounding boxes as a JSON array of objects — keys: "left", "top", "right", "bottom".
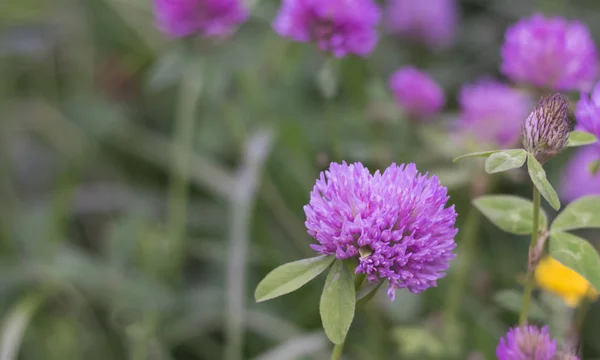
[
  {"left": 588, "top": 159, "right": 600, "bottom": 176},
  {"left": 492, "top": 290, "right": 546, "bottom": 321},
  {"left": 320, "top": 260, "right": 356, "bottom": 344},
  {"left": 484, "top": 149, "right": 527, "bottom": 174},
  {"left": 551, "top": 195, "right": 600, "bottom": 232},
  {"left": 452, "top": 150, "right": 501, "bottom": 162},
  {"left": 473, "top": 195, "right": 548, "bottom": 234},
  {"left": 356, "top": 281, "right": 382, "bottom": 303},
  {"left": 255, "top": 256, "right": 335, "bottom": 302},
  {"left": 527, "top": 155, "right": 560, "bottom": 210},
  {"left": 549, "top": 231, "right": 600, "bottom": 291},
  {"left": 567, "top": 131, "right": 598, "bottom": 147}
]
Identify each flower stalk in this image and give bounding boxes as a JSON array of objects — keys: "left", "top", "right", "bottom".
[{"left": 519, "top": 186, "right": 541, "bottom": 325}]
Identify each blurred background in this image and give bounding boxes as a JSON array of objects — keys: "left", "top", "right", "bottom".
[{"left": 2, "top": 0, "right": 600, "bottom": 359}]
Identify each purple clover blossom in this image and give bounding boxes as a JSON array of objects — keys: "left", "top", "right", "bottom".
[
  {"left": 154, "top": 0, "right": 249, "bottom": 38},
  {"left": 273, "top": 0, "right": 381, "bottom": 58},
  {"left": 457, "top": 79, "right": 531, "bottom": 149},
  {"left": 385, "top": 0, "right": 458, "bottom": 49},
  {"left": 501, "top": 14, "right": 598, "bottom": 91},
  {"left": 304, "top": 162, "right": 458, "bottom": 299},
  {"left": 496, "top": 326, "right": 557, "bottom": 360},
  {"left": 389, "top": 67, "right": 445, "bottom": 120},
  {"left": 576, "top": 82, "right": 600, "bottom": 138},
  {"left": 560, "top": 146, "right": 600, "bottom": 202}
]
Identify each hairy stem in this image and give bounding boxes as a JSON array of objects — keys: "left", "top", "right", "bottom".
[{"left": 519, "top": 186, "right": 541, "bottom": 325}]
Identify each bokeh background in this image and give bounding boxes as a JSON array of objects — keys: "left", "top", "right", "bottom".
[{"left": 2, "top": 0, "right": 600, "bottom": 359}]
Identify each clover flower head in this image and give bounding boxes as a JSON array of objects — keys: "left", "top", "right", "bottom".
[
  {"left": 576, "top": 82, "right": 600, "bottom": 139},
  {"left": 385, "top": 0, "right": 458, "bottom": 49},
  {"left": 273, "top": 0, "right": 381, "bottom": 58},
  {"left": 154, "top": 0, "right": 249, "bottom": 38},
  {"left": 304, "top": 161, "right": 458, "bottom": 299},
  {"left": 496, "top": 326, "right": 557, "bottom": 360},
  {"left": 560, "top": 147, "right": 600, "bottom": 202},
  {"left": 389, "top": 67, "right": 445, "bottom": 120},
  {"left": 501, "top": 14, "right": 597, "bottom": 91}
]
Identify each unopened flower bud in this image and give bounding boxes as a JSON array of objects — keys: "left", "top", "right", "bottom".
[{"left": 522, "top": 93, "right": 571, "bottom": 163}]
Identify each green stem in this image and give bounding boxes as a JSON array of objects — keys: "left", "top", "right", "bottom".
[
  {"left": 330, "top": 342, "right": 344, "bottom": 360},
  {"left": 166, "top": 58, "right": 203, "bottom": 279},
  {"left": 519, "top": 186, "right": 541, "bottom": 325},
  {"left": 444, "top": 207, "right": 482, "bottom": 320}
]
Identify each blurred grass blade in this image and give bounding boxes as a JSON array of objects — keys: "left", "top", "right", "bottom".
[
  {"left": 225, "top": 130, "right": 274, "bottom": 360},
  {"left": 492, "top": 290, "right": 547, "bottom": 321},
  {"left": 166, "top": 56, "right": 203, "bottom": 277},
  {"left": 0, "top": 293, "right": 45, "bottom": 360},
  {"left": 252, "top": 332, "right": 327, "bottom": 360}
]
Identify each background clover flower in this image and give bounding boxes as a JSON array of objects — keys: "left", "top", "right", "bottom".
[
  {"left": 576, "top": 82, "right": 600, "bottom": 137},
  {"left": 501, "top": 14, "right": 598, "bottom": 91},
  {"left": 154, "top": 0, "right": 249, "bottom": 38},
  {"left": 385, "top": 0, "right": 458, "bottom": 49},
  {"left": 560, "top": 146, "right": 600, "bottom": 202},
  {"left": 389, "top": 67, "right": 445, "bottom": 120},
  {"left": 496, "top": 325, "right": 557, "bottom": 360},
  {"left": 535, "top": 256, "right": 598, "bottom": 307},
  {"left": 522, "top": 93, "right": 571, "bottom": 164},
  {"left": 304, "top": 161, "right": 457, "bottom": 299},
  {"left": 456, "top": 79, "right": 531, "bottom": 149},
  {"left": 273, "top": 0, "right": 381, "bottom": 58}
]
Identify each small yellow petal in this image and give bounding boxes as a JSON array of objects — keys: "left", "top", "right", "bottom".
[
  {"left": 562, "top": 294, "right": 581, "bottom": 308},
  {"left": 535, "top": 256, "right": 597, "bottom": 307}
]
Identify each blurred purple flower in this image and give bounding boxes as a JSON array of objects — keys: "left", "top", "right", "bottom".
[
  {"left": 389, "top": 67, "right": 445, "bottom": 120},
  {"left": 385, "top": 0, "right": 458, "bottom": 49},
  {"left": 154, "top": 0, "right": 249, "bottom": 38},
  {"left": 273, "top": 0, "right": 381, "bottom": 58},
  {"left": 501, "top": 14, "right": 597, "bottom": 91},
  {"left": 576, "top": 82, "right": 600, "bottom": 138},
  {"left": 304, "top": 161, "right": 457, "bottom": 299},
  {"left": 560, "top": 146, "right": 600, "bottom": 202},
  {"left": 457, "top": 79, "right": 531, "bottom": 149},
  {"left": 496, "top": 325, "right": 557, "bottom": 360}
]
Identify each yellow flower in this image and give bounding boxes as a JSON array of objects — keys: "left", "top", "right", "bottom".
[{"left": 535, "top": 256, "right": 598, "bottom": 307}]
